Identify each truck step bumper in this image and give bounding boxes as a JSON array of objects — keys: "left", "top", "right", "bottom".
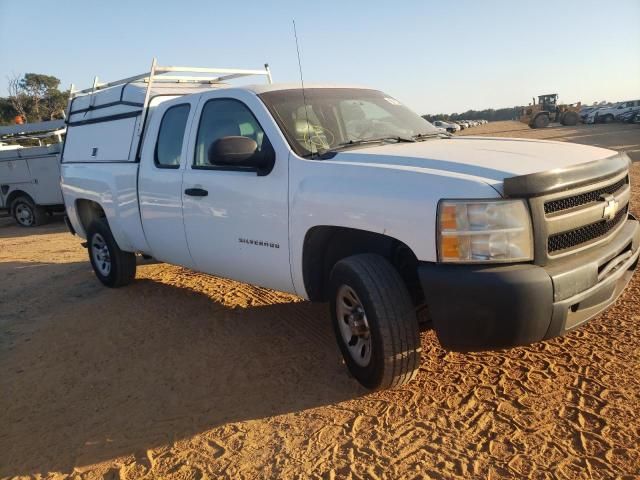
[{"left": 418, "top": 216, "right": 639, "bottom": 351}]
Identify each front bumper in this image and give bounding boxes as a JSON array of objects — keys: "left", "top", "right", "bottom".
[{"left": 418, "top": 215, "right": 639, "bottom": 351}]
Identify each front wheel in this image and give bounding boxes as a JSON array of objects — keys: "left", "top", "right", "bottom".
[
  {"left": 329, "top": 254, "right": 421, "bottom": 390},
  {"left": 532, "top": 114, "right": 549, "bottom": 129},
  {"left": 87, "top": 219, "right": 136, "bottom": 287}
]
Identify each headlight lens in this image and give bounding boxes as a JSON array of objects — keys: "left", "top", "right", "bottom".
[{"left": 437, "top": 199, "right": 533, "bottom": 263}]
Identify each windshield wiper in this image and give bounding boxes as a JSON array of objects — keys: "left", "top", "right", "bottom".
[
  {"left": 303, "top": 136, "right": 418, "bottom": 159},
  {"left": 334, "top": 136, "right": 416, "bottom": 149},
  {"left": 412, "top": 132, "right": 450, "bottom": 140}
]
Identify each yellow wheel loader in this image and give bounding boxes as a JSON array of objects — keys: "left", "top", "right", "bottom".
[{"left": 519, "top": 94, "right": 581, "bottom": 129}]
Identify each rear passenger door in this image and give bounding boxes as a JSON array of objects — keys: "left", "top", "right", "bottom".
[{"left": 138, "top": 98, "right": 196, "bottom": 267}]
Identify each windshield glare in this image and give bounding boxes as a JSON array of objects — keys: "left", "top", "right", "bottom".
[{"left": 258, "top": 88, "right": 440, "bottom": 157}]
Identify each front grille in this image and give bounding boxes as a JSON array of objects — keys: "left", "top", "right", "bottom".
[
  {"left": 548, "top": 206, "right": 628, "bottom": 253},
  {"left": 544, "top": 177, "right": 628, "bottom": 214}
]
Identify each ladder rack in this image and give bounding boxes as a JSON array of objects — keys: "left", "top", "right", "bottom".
[
  {"left": 69, "top": 58, "right": 273, "bottom": 97},
  {"left": 66, "top": 58, "right": 273, "bottom": 143}
]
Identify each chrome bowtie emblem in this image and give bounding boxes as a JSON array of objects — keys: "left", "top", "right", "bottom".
[{"left": 600, "top": 194, "right": 619, "bottom": 221}]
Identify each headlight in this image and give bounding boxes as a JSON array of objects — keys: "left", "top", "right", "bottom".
[{"left": 437, "top": 199, "right": 533, "bottom": 263}]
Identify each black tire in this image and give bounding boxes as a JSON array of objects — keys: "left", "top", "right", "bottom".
[
  {"left": 602, "top": 114, "right": 614, "bottom": 124},
  {"left": 11, "top": 195, "right": 47, "bottom": 227},
  {"left": 86, "top": 219, "right": 136, "bottom": 288},
  {"left": 532, "top": 114, "right": 549, "bottom": 129},
  {"left": 329, "top": 254, "right": 421, "bottom": 390},
  {"left": 562, "top": 111, "right": 578, "bottom": 126}
]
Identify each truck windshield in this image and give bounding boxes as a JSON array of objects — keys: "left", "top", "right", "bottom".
[{"left": 258, "top": 88, "right": 440, "bottom": 157}]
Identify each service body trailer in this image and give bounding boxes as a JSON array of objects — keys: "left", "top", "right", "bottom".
[{"left": 0, "top": 120, "right": 65, "bottom": 226}]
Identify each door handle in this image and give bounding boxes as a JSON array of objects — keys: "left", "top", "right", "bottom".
[{"left": 184, "top": 188, "right": 208, "bottom": 197}]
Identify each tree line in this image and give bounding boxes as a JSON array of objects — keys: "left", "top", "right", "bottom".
[
  {"left": 0, "top": 73, "right": 69, "bottom": 125},
  {"left": 422, "top": 107, "right": 519, "bottom": 123},
  {"left": 0, "top": 72, "right": 522, "bottom": 126}
]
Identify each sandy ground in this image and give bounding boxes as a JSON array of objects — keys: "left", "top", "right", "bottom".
[
  {"left": 457, "top": 120, "right": 640, "bottom": 162},
  {"left": 1, "top": 122, "right": 640, "bottom": 479}
]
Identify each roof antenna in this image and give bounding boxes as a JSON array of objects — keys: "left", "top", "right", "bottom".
[{"left": 293, "top": 19, "right": 314, "bottom": 158}]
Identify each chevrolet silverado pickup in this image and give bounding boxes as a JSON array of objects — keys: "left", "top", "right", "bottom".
[{"left": 60, "top": 62, "right": 638, "bottom": 390}]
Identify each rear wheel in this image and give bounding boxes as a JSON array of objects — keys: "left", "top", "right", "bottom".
[
  {"left": 329, "top": 254, "right": 421, "bottom": 390},
  {"left": 87, "top": 219, "right": 136, "bottom": 287},
  {"left": 532, "top": 114, "right": 549, "bottom": 129},
  {"left": 602, "top": 114, "right": 614, "bottom": 124},
  {"left": 11, "top": 196, "right": 47, "bottom": 227},
  {"left": 562, "top": 111, "right": 578, "bottom": 126}
]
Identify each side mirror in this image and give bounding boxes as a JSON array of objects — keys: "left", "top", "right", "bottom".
[
  {"left": 209, "top": 136, "right": 258, "bottom": 166},
  {"left": 208, "top": 136, "right": 275, "bottom": 176}
]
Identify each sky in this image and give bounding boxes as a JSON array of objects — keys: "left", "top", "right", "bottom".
[{"left": 1, "top": 0, "right": 639, "bottom": 115}]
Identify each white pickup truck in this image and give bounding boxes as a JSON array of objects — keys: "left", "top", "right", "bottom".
[{"left": 61, "top": 62, "right": 639, "bottom": 390}]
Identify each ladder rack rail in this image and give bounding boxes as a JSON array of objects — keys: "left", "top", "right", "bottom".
[
  {"left": 66, "top": 58, "right": 272, "bottom": 162},
  {"left": 70, "top": 59, "right": 273, "bottom": 97}
]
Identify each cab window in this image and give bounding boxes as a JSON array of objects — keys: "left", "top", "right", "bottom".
[{"left": 155, "top": 104, "right": 190, "bottom": 168}]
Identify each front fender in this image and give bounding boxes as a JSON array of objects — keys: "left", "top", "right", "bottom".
[{"left": 288, "top": 156, "right": 501, "bottom": 297}]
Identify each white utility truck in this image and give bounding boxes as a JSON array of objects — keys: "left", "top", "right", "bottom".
[
  {"left": 0, "top": 120, "right": 66, "bottom": 226},
  {"left": 61, "top": 61, "right": 638, "bottom": 390}
]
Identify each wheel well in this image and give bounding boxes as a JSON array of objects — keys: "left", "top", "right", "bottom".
[
  {"left": 75, "top": 199, "right": 107, "bottom": 235},
  {"left": 5, "top": 190, "right": 33, "bottom": 212},
  {"left": 302, "top": 226, "right": 424, "bottom": 305}
]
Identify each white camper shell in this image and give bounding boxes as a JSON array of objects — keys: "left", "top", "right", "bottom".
[
  {"left": 63, "top": 60, "right": 273, "bottom": 164},
  {"left": 0, "top": 120, "right": 66, "bottom": 226}
]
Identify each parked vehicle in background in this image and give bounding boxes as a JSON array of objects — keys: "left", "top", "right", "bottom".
[
  {"left": 584, "top": 101, "right": 640, "bottom": 124},
  {"left": 0, "top": 120, "right": 66, "bottom": 226},
  {"left": 579, "top": 106, "right": 601, "bottom": 123},
  {"left": 617, "top": 107, "right": 640, "bottom": 123},
  {"left": 432, "top": 120, "right": 459, "bottom": 133},
  {"left": 615, "top": 101, "right": 640, "bottom": 122},
  {"left": 61, "top": 61, "right": 638, "bottom": 390}
]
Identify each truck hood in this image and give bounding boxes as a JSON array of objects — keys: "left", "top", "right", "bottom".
[{"left": 327, "top": 137, "right": 617, "bottom": 194}]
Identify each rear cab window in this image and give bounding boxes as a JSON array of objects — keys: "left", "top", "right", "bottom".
[{"left": 155, "top": 104, "right": 191, "bottom": 168}]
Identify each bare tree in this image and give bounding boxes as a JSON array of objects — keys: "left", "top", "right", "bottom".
[
  {"left": 6, "top": 73, "right": 68, "bottom": 123},
  {"left": 7, "top": 73, "right": 28, "bottom": 122}
]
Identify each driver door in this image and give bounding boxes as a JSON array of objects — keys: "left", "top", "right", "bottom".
[{"left": 181, "top": 91, "right": 294, "bottom": 293}]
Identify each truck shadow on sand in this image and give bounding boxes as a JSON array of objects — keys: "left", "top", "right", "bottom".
[{"left": 0, "top": 260, "right": 368, "bottom": 476}]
